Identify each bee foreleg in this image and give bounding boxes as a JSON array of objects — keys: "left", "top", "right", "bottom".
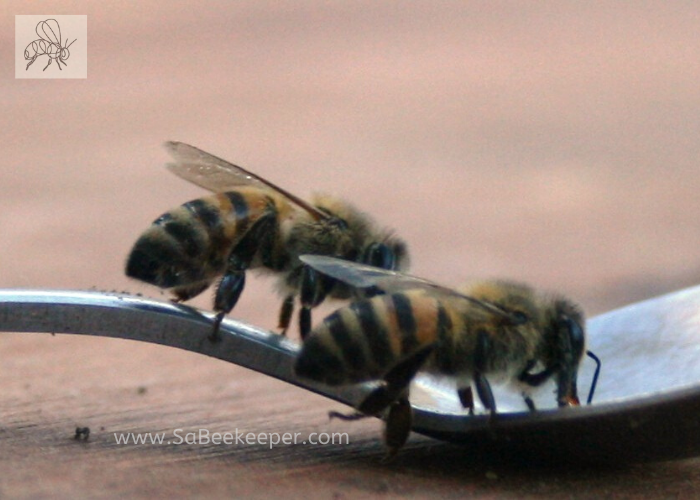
[
  {"left": 518, "top": 364, "right": 554, "bottom": 387},
  {"left": 474, "top": 330, "right": 497, "bottom": 417},
  {"left": 517, "top": 363, "right": 554, "bottom": 412},
  {"left": 298, "top": 266, "right": 332, "bottom": 340},
  {"left": 277, "top": 294, "right": 295, "bottom": 334}
]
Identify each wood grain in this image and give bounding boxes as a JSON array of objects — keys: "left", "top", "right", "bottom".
[{"left": 3, "top": 333, "right": 700, "bottom": 499}]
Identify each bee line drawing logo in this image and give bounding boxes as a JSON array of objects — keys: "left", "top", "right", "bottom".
[{"left": 24, "top": 18, "right": 77, "bottom": 71}]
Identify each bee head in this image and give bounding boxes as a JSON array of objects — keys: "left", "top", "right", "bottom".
[
  {"left": 548, "top": 300, "right": 586, "bottom": 407},
  {"left": 309, "top": 194, "right": 409, "bottom": 271}
]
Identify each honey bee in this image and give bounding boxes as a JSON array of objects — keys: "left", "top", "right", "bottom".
[
  {"left": 294, "top": 255, "right": 601, "bottom": 456},
  {"left": 125, "top": 142, "right": 408, "bottom": 339}
]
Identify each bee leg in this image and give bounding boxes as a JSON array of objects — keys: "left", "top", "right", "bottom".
[
  {"left": 298, "top": 266, "right": 331, "bottom": 340},
  {"left": 211, "top": 212, "right": 276, "bottom": 341},
  {"left": 347, "top": 343, "right": 430, "bottom": 459},
  {"left": 382, "top": 397, "right": 412, "bottom": 460},
  {"left": 330, "top": 345, "right": 432, "bottom": 455},
  {"left": 474, "top": 330, "right": 497, "bottom": 417},
  {"left": 518, "top": 364, "right": 555, "bottom": 391},
  {"left": 211, "top": 271, "right": 246, "bottom": 341},
  {"left": 329, "top": 344, "right": 434, "bottom": 423},
  {"left": 358, "top": 343, "right": 435, "bottom": 417},
  {"left": 517, "top": 360, "right": 541, "bottom": 412},
  {"left": 328, "top": 411, "right": 370, "bottom": 421},
  {"left": 172, "top": 282, "right": 210, "bottom": 303},
  {"left": 277, "top": 294, "right": 295, "bottom": 335},
  {"left": 474, "top": 373, "right": 496, "bottom": 418},
  {"left": 332, "top": 398, "right": 413, "bottom": 459},
  {"left": 457, "top": 386, "right": 475, "bottom": 416},
  {"left": 523, "top": 395, "right": 537, "bottom": 412}
]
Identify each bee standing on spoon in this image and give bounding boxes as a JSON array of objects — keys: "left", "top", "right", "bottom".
[
  {"left": 294, "top": 255, "right": 600, "bottom": 457},
  {"left": 126, "top": 142, "right": 408, "bottom": 339}
]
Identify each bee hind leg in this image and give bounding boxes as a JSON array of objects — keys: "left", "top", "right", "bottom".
[
  {"left": 211, "top": 272, "right": 246, "bottom": 341},
  {"left": 328, "top": 410, "right": 370, "bottom": 421},
  {"left": 382, "top": 397, "right": 411, "bottom": 461},
  {"left": 341, "top": 344, "right": 434, "bottom": 456},
  {"left": 329, "top": 342, "right": 431, "bottom": 421},
  {"left": 328, "top": 398, "right": 412, "bottom": 461},
  {"left": 356, "top": 343, "right": 435, "bottom": 416},
  {"left": 210, "top": 212, "right": 276, "bottom": 341}
]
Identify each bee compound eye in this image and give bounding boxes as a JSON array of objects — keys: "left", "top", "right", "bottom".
[
  {"left": 363, "top": 243, "right": 395, "bottom": 270},
  {"left": 511, "top": 311, "right": 528, "bottom": 324},
  {"left": 329, "top": 217, "right": 348, "bottom": 230},
  {"left": 561, "top": 316, "right": 585, "bottom": 360}
]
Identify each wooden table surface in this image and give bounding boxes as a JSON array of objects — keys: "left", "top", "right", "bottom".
[{"left": 3, "top": 2, "right": 700, "bottom": 497}]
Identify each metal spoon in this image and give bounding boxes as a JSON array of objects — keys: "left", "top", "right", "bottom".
[{"left": 1, "top": 287, "right": 700, "bottom": 463}]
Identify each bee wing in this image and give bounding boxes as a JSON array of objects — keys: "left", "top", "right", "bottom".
[
  {"left": 164, "top": 141, "right": 328, "bottom": 221},
  {"left": 37, "top": 19, "right": 61, "bottom": 44},
  {"left": 299, "top": 255, "right": 518, "bottom": 322},
  {"left": 300, "top": 254, "right": 436, "bottom": 290}
]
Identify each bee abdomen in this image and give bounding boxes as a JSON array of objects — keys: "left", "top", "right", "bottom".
[
  {"left": 126, "top": 191, "right": 263, "bottom": 288},
  {"left": 294, "top": 291, "right": 441, "bottom": 386}
]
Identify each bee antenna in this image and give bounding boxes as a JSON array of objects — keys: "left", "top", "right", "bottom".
[{"left": 585, "top": 350, "right": 601, "bottom": 405}]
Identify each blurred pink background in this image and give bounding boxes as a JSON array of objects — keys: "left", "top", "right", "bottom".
[
  {"left": 2, "top": 2, "right": 700, "bottom": 495},
  {"left": 3, "top": 2, "right": 700, "bottom": 320}
]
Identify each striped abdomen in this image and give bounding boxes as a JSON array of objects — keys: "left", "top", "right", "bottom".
[
  {"left": 126, "top": 188, "right": 274, "bottom": 289},
  {"left": 295, "top": 290, "right": 453, "bottom": 386}
]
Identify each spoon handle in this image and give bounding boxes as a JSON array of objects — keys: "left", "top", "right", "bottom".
[
  {"left": 3, "top": 289, "right": 700, "bottom": 464},
  {"left": 0, "top": 289, "right": 373, "bottom": 406}
]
